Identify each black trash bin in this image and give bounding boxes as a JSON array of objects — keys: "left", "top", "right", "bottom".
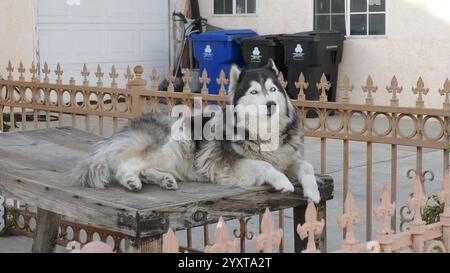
[
  {"left": 239, "top": 35, "right": 287, "bottom": 77},
  {"left": 279, "top": 31, "right": 345, "bottom": 101}
]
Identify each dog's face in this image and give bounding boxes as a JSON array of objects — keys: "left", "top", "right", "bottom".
[{"left": 229, "top": 59, "right": 292, "bottom": 120}]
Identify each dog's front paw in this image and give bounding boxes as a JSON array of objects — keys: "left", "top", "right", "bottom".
[
  {"left": 272, "top": 176, "right": 295, "bottom": 193},
  {"left": 301, "top": 174, "right": 320, "bottom": 203}
]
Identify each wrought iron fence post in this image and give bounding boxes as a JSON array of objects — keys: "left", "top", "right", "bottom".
[{"left": 128, "top": 65, "right": 148, "bottom": 117}]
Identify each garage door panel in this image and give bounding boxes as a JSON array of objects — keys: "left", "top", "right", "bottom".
[
  {"left": 37, "top": 0, "right": 169, "bottom": 88},
  {"left": 38, "top": 0, "right": 168, "bottom": 24},
  {"left": 37, "top": 0, "right": 70, "bottom": 17},
  {"left": 73, "top": 0, "right": 105, "bottom": 17},
  {"left": 139, "top": 0, "right": 168, "bottom": 18},
  {"left": 38, "top": 31, "right": 71, "bottom": 57},
  {"left": 107, "top": 0, "right": 137, "bottom": 17},
  {"left": 110, "top": 31, "right": 137, "bottom": 55},
  {"left": 72, "top": 31, "right": 108, "bottom": 55},
  {"left": 141, "top": 30, "right": 168, "bottom": 54}
]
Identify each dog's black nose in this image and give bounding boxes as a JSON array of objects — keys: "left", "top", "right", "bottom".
[
  {"left": 266, "top": 101, "right": 277, "bottom": 115},
  {"left": 266, "top": 101, "right": 277, "bottom": 109}
]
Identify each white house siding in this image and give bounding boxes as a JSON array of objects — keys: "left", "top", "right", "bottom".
[{"left": 200, "top": 0, "right": 450, "bottom": 108}]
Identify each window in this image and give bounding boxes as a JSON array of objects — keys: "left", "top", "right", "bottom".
[
  {"left": 214, "top": 0, "right": 257, "bottom": 15},
  {"left": 315, "top": 0, "right": 346, "bottom": 34},
  {"left": 350, "top": 0, "right": 385, "bottom": 35},
  {"left": 314, "top": 0, "right": 386, "bottom": 36}
]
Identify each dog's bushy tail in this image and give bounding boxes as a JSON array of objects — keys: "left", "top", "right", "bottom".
[
  {"left": 70, "top": 139, "right": 113, "bottom": 189},
  {"left": 70, "top": 155, "right": 111, "bottom": 188}
]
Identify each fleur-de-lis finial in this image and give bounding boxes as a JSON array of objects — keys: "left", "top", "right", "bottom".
[
  {"left": 124, "top": 65, "right": 134, "bottom": 83},
  {"left": 150, "top": 68, "right": 160, "bottom": 91},
  {"left": 162, "top": 228, "right": 180, "bottom": 253},
  {"left": 30, "top": 61, "right": 38, "bottom": 82},
  {"left": 200, "top": 69, "right": 211, "bottom": 95},
  {"left": 95, "top": 64, "right": 104, "bottom": 87},
  {"left": 55, "top": 63, "right": 63, "bottom": 84},
  {"left": 109, "top": 65, "right": 119, "bottom": 88},
  {"left": 362, "top": 75, "right": 378, "bottom": 105},
  {"left": 337, "top": 192, "right": 361, "bottom": 248},
  {"left": 386, "top": 76, "right": 403, "bottom": 106},
  {"left": 42, "top": 62, "right": 51, "bottom": 83},
  {"left": 316, "top": 74, "right": 331, "bottom": 102},
  {"left": 6, "top": 60, "right": 14, "bottom": 81},
  {"left": 297, "top": 202, "right": 325, "bottom": 253},
  {"left": 339, "top": 75, "right": 354, "bottom": 103},
  {"left": 438, "top": 172, "right": 450, "bottom": 216},
  {"left": 407, "top": 177, "right": 427, "bottom": 226},
  {"left": 81, "top": 64, "right": 90, "bottom": 86},
  {"left": 166, "top": 67, "right": 175, "bottom": 93},
  {"left": 295, "top": 72, "right": 309, "bottom": 101},
  {"left": 412, "top": 77, "right": 429, "bottom": 108},
  {"left": 278, "top": 72, "right": 288, "bottom": 90},
  {"left": 182, "top": 69, "right": 193, "bottom": 94},
  {"left": 217, "top": 70, "right": 229, "bottom": 96},
  {"left": 252, "top": 208, "right": 283, "bottom": 253},
  {"left": 204, "top": 217, "right": 238, "bottom": 253},
  {"left": 18, "top": 61, "right": 26, "bottom": 82},
  {"left": 439, "top": 78, "right": 450, "bottom": 110},
  {"left": 374, "top": 184, "right": 396, "bottom": 235}
]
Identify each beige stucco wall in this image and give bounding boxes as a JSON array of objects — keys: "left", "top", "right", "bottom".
[
  {"left": 200, "top": 0, "right": 313, "bottom": 34},
  {"left": 200, "top": 0, "right": 450, "bottom": 108},
  {"left": 0, "top": 0, "right": 36, "bottom": 79}
]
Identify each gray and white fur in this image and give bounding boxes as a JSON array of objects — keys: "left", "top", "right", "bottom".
[{"left": 71, "top": 60, "right": 321, "bottom": 203}]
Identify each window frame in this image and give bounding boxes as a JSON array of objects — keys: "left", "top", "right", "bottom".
[
  {"left": 314, "top": 0, "right": 346, "bottom": 33},
  {"left": 313, "top": 0, "right": 387, "bottom": 38},
  {"left": 212, "top": 0, "right": 258, "bottom": 17}
]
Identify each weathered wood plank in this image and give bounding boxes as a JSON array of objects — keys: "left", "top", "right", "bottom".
[
  {"left": 31, "top": 209, "right": 61, "bottom": 253},
  {"left": 0, "top": 170, "right": 138, "bottom": 237}
]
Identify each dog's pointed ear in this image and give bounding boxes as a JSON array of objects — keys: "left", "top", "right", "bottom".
[
  {"left": 265, "top": 58, "right": 279, "bottom": 76},
  {"left": 228, "top": 64, "right": 242, "bottom": 95}
]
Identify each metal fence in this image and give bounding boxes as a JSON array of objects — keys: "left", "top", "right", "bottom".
[
  {"left": 162, "top": 176, "right": 450, "bottom": 253},
  {"left": 1, "top": 60, "right": 449, "bottom": 252}
]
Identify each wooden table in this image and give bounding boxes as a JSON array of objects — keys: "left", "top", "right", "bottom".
[{"left": 0, "top": 127, "right": 333, "bottom": 253}]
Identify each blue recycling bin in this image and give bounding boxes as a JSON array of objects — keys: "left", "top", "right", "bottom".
[{"left": 189, "top": 29, "right": 257, "bottom": 94}]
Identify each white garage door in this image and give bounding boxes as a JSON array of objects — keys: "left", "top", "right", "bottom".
[{"left": 37, "top": 0, "right": 169, "bottom": 87}]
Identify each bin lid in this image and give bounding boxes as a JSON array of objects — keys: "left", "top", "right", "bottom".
[
  {"left": 279, "top": 30, "right": 346, "bottom": 42},
  {"left": 238, "top": 35, "right": 284, "bottom": 46},
  {"left": 188, "top": 29, "right": 257, "bottom": 42}
]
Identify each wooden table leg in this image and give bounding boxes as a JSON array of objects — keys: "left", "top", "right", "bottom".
[
  {"left": 293, "top": 205, "right": 307, "bottom": 253},
  {"left": 126, "top": 235, "right": 163, "bottom": 253},
  {"left": 317, "top": 201, "right": 327, "bottom": 253},
  {"left": 31, "top": 208, "right": 61, "bottom": 253},
  {"left": 293, "top": 201, "right": 327, "bottom": 253}
]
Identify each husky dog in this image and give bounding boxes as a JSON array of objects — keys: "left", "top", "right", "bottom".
[{"left": 71, "top": 60, "right": 320, "bottom": 203}]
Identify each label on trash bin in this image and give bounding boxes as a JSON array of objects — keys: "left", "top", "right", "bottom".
[
  {"left": 203, "top": 45, "right": 214, "bottom": 61},
  {"left": 292, "top": 44, "right": 305, "bottom": 61},
  {"left": 250, "top": 47, "right": 263, "bottom": 63}
]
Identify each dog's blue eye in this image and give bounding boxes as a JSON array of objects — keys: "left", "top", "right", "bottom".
[
  {"left": 250, "top": 90, "right": 258, "bottom": 95},
  {"left": 270, "top": 87, "right": 277, "bottom": 92}
]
